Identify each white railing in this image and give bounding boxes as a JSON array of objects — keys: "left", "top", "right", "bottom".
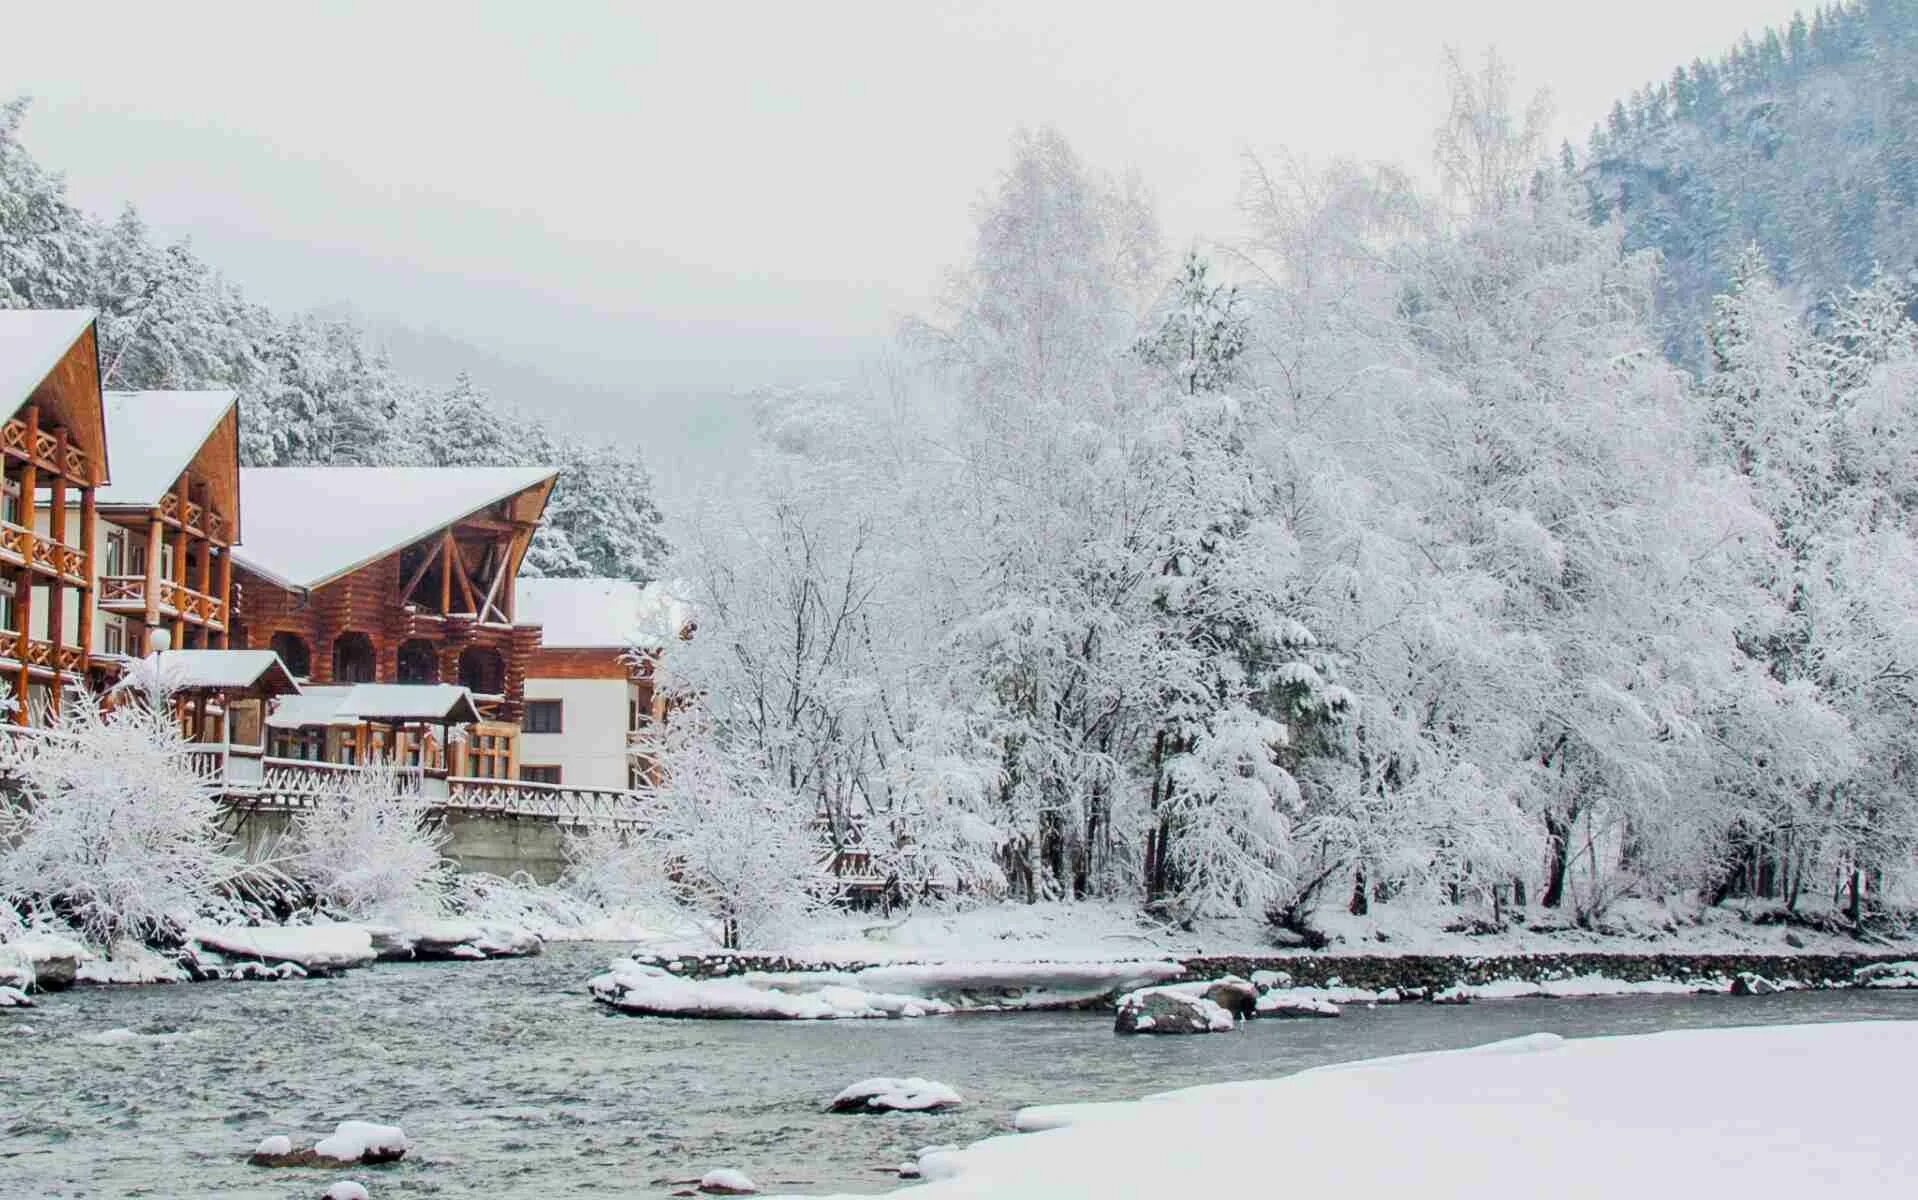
[{"left": 216, "top": 757, "right": 645, "bottom": 827}]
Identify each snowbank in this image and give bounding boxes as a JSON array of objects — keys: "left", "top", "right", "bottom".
[
  {"left": 805, "top": 1023, "right": 1918, "bottom": 1200},
  {"left": 1254, "top": 989, "right": 1342, "bottom": 1018},
  {"left": 76, "top": 941, "right": 189, "bottom": 985},
  {"left": 589, "top": 961, "right": 954, "bottom": 1019},
  {"left": 187, "top": 925, "right": 376, "bottom": 971},
  {"left": 825, "top": 961, "right": 1184, "bottom": 1010},
  {"left": 0, "top": 931, "right": 86, "bottom": 989},
  {"left": 1857, "top": 961, "right": 1918, "bottom": 989},
  {"left": 1431, "top": 974, "right": 1724, "bottom": 1002},
  {"left": 830, "top": 1077, "right": 964, "bottom": 1113}
]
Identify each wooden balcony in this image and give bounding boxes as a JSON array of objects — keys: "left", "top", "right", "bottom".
[
  {"left": 0, "top": 520, "right": 88, "bottom": 586},
  {"left": 156, "top": 490, "right": 227, "bottom": 543},
  {"left": 98, "top": 575, "right": 228, "bottom": 629},
  {"left": 0, "top": 414, "right": 88, "bottom": 483},
  {"left": 0, "top": 633, "right": 88, "bottom": 676}
]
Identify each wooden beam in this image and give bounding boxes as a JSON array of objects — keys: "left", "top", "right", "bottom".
[
  {"left": 478, "top": 538, "right": 508, "bottom": 623},
  {"left": 195, "top": 497, "right": 213, "bottom": 643},
  {"left": 398, "top": 538, "right": 444, "bottom": 608},
  {"left": 439, "top": 529, "right": 454, "bottom": 613},
  {"left": 447, "top": 534, "right": 479, "bottom": 614}
]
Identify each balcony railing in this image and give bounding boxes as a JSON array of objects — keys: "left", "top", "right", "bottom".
[
  {"left": 0, "top": 520, "right": 87, "bottom": 586},
  {"left": 0, "top": 415, "right": 88, "bottom": 482},
  {"left": 157, "top": 491, "right": 227, "bottom": 542},
  {"left": 98, "top": 576, "right": 227, "bottom": 629},
  {"left": 0, "top": 634, "right": 88, "bottom": 675}
]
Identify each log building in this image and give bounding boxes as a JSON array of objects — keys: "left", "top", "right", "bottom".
[{"left": 226, "top": 466, "right": 560, "bottom": 776}]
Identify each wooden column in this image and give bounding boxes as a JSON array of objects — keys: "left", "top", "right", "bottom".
[
  {"left": 170, "top": 482, "right": 188, "bottom": 649},
  {"left": 46, "top": 429, "right": 66, "bottom": 715},
  {"left": 17, "top": 406, "right": 39, "bottom": 723},
  {"left": 194, "top": 499, "right": 212, "bottom": 650},
  {"left": 142, "top": 516, "right": 164, "bottom": 634},
  {"left": 216, "top": 545, "right": 232, "bottom": 649},
  {"left": 79, "top": 484, "right": 95, "bottom": 676},
  {"left": 439, "top": 529, "right": 454, "bottom": 613}
]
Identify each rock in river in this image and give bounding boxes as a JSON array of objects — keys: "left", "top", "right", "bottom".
[{"left": 1113, "top": 987, "right": 1235, "bottom": 1035}]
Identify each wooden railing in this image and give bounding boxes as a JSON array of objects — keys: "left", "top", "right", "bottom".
[
  {"left": 157, "top": 491, "right": 226, "bottom": 542},
  {"left": 0, "top": 519, "right": 87, "bottom": 585},
  {"left": 98, "top": 576, "right": 226, "bottom": 628},
  {"left": 0, "top": 634, "right": 88, "bottom": 675},
  {"left": 442, "top": 776, "right": 647, "bottom": 826},
  {"left": 0, "top": 415, "right": 87, "bottom": 481}
]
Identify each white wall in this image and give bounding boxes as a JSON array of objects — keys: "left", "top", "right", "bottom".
[{"left": 519, "top": 675, "right": 632, "bottom": 790}]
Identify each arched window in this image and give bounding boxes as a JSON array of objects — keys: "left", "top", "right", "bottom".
[
  {"left": 269, "top": 631, "right": 311, "bottom": 679},
  {"left": 333, "top": 632, "right": 376, "bottom": 684},
  {"left": 458, "top": 646, "right": 505, "bottom": 695},
  {"left": 397, "top": 638, "right": 439, "bottom": 684}
]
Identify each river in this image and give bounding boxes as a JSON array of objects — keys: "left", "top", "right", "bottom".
[{"left": 4, "top": 942, "right": 1914, "bottom": 1198}]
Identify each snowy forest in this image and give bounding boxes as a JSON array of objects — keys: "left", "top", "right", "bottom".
[
  {"left": 0, "top": 97, "right": 668, "bottom": 582},
  {"left": 647, "top": 5, "right": 1918, "bottom": 938}
]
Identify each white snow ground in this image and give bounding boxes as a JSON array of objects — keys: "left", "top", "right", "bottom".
[{"left": 782, "top": 1022, "right": 1918, "bottom": 1199}]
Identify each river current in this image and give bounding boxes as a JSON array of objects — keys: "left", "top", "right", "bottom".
[{"left": 3, "top": 942, "right": 1914, "bottom": 1198}]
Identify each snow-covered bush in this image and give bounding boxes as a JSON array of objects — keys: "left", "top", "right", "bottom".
[
  {"left": 0, "top": 680, "right": 247, "bottom": 945},
  {"left": 291, "top": 760, "right": 450, "bottom": 917},
  {"left": 561, "top": 822, "right": 669, "bottom": 912}
]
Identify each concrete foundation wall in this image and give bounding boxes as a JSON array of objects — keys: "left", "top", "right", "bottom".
[{"left": 222, "top": 807, "right": 572, "bottom": 885}]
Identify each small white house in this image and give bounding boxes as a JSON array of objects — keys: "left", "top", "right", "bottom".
[{"left": 513, "top": 577, "right": 689, "bottom": 790}]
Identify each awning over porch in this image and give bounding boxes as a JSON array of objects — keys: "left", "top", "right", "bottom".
[
  {"left": 152, "top": 649, "right": 302, "bottom": 699},
  {"left": 266, "top": 682, "right": 482, "bottom": 729}
]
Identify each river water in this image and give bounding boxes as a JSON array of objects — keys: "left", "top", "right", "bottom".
[{"left": 4, "top": 942, "right": 1914, "bottom": 1198}]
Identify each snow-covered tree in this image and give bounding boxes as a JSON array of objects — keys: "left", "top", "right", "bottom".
[
  {"left": 0, "top": 676, "right": 248, "bottom": 945},
  {"left": 291, "top": 760, "right": 450, "bottom": 917}
]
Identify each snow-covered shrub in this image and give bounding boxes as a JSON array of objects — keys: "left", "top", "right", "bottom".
[
  {"left": 292, "top": 761, "right": 450, "bottom": 917},
  {"left": 561, "top": 822, "right": 669, "bottom": 912},
  {"left": 0, "top": 681, "right": 246, "bottom": 945}
]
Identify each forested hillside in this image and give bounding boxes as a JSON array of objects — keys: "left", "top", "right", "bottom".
[
  {"left": 648, "top": 50, "right": 1918, "bottom": 938},
  {"left": 1590, "top": 0, "right": 1918, "bottom": 364},
  {"left": 0, "top": 97, "right": 666, "bottom": 580}
]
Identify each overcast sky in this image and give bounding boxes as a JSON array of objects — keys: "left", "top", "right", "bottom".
[{"left": 2, "top": 0, "right": 1805, "bottom": 442}]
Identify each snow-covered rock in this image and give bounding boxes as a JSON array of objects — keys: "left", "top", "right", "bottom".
[
  {"left": 1255, "top": 989, "right": 1342, "bottom": 1018},
  {"left": 589, "top": 962, "right": 953, "bottom": 1020},
  {"left": 1856, "top": 961, "right": 1918, "bottom": 989},
  {"left": 845, "top": 960, "right": 1185, "bottom": 1010},
  {"left": 380, "top": 917, "right": 543, "bottom": 961},
  {"left": 829, "top": 1077, "right": 964, "bottom": 1113},
  {"left": 322, "top": 1183, "right": 369, "bottom": 1200},
  {"left": 0, "top": 931, "right": 87, "bottom": 990},
  {"left": 1113, "top": 987, "right": 1235, "bottom": 1034},
  {"left": 0, "top": 985, "right": 32, "bottom": 1007},
  {"left": 254, "top": 1135, "right": 293, "bottom": 1158},
  {"left": 1732, "top": 972, "right": 1779, "bottom": 996},
  {"left": 312, "top": 1121, "right": 408, "bottom": 1165},
  {"left": 815, "top": 1024, "right": 1918, "bottom": 1199},
  {"left": 188, "top": 925, "right": 375, "bottom": 972},
  {"left": 699, "top": 1168, "right": 758, "bottom": 1194},
  {"left": 75, "top": 941, "right": 189, "bottom": 985}
]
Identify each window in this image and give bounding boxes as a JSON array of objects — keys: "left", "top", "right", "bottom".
[
  {"left": 2, "top": 478, "right": 19, "bottom": 527},
  {"left": 0, "top": 575, "right": 15, "bottom": 636},
  {"left": 333, "top": 632, "right": 376, "bottom": 683},
  {"left": 521, "top": 764, "right": 561, "bottom": 785},
  {"left": 104, "top": 528, "right": 126, "bottom": 577},
  {"left": 397, "top": 638, "right": 438, "bottom": 684},
  {"left": 270, "top": 632, "right": 311, "bottom": 679},
  {"left": 103, "top": 616, "right": 126, "bottom": 656},
  {"left": 524, "top": 699, "right": 563, "bottom": 734}
]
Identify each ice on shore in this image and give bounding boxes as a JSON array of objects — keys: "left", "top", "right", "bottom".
[
  {"left": 775, "top": 1022, "right": 1918, "bottom": 1199},
  {"left": 589, "top": 961, "right": 954, "bottom": 1020},
  {"left": 187, "top": 925, "right": 376, "bottom": 971}
]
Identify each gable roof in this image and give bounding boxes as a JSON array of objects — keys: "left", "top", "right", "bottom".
[
  {"left": 231, "top": 465, "right": 560, "bottom": 590},
  {"left": 0, "top": 309, "right": 94, "bottom": 416},
  {"left": 97, "top": 390, "right": 239, "bottom": 510},
  {"left": 517, "top": 576, "right": 694, "bottom": 649}
]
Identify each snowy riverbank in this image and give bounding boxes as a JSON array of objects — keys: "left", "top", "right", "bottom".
[{"left": 781, "top": 1022, "right": 1918, "bottom": 1199}]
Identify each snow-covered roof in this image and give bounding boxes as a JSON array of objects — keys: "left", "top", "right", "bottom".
[
  {"left": 152, "top": 649, "right": 302, "bottom": 697},
  {"left": 266, "top": 683, "right": 481, "bottom": 728},
  {"left": 0, "top": 309, "right": 94, "bottom": 415},
  {"left": 96, "top": 391, "right": 237, "bottom": 510},
  {"left": 266, "top": 687, "right": 356, "bottom": 730},
  {"left": 516, "top": 576, "right": 694, "bottom": 649},
  {"left": 231, "top": 465, "right": 559, "bottom": 590}
]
